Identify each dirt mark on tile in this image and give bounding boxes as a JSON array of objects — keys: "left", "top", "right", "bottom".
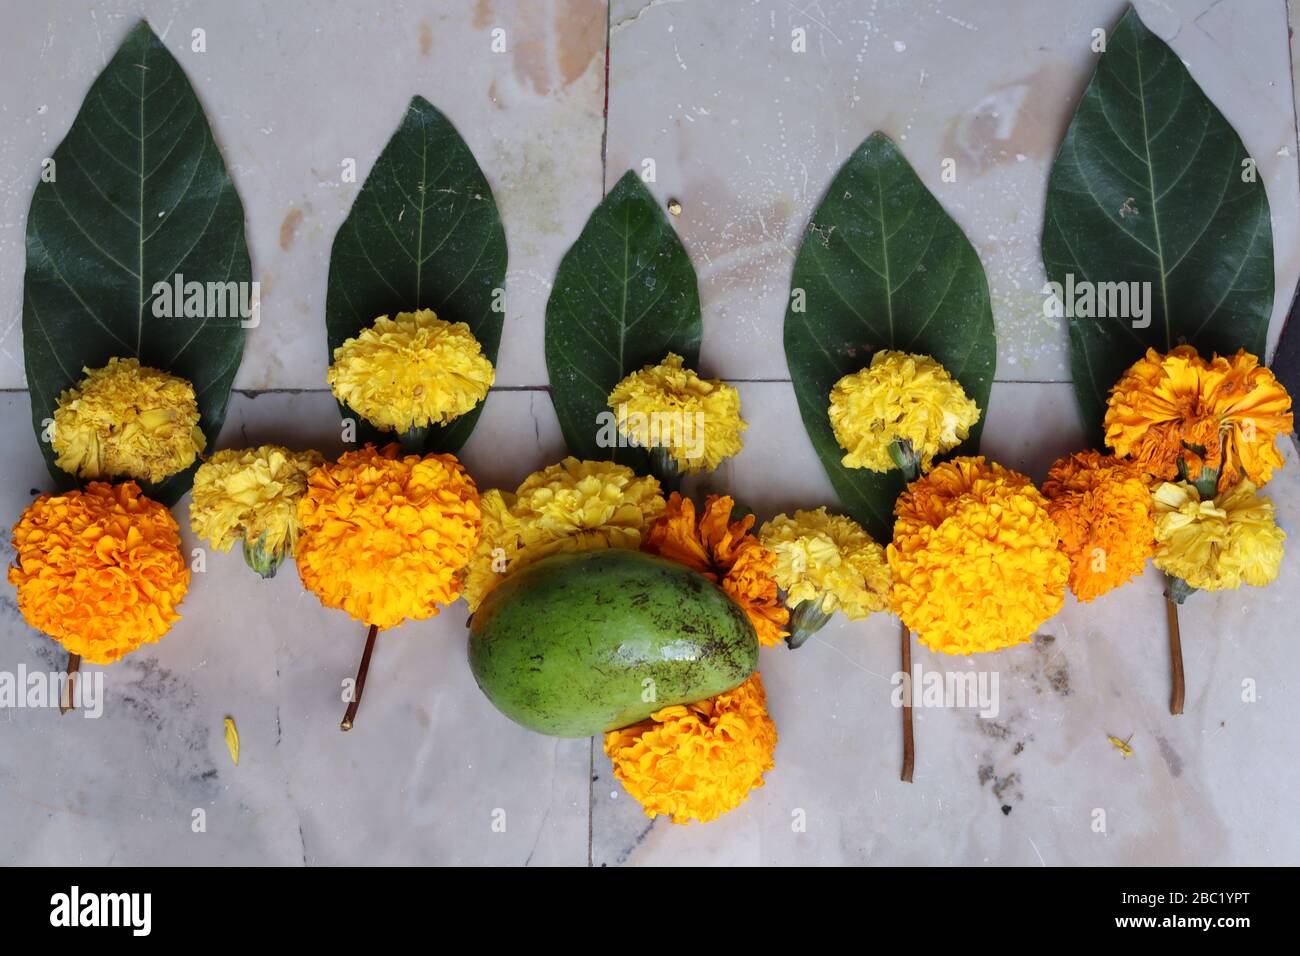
[
  {"left": 1156, "top": 735, "right": 1184, "bottom": 778},
  {"left": 556, "top": 0, "right": 606, "bottom": 86},
  {"left": 941, "top": 65, "right": 1076, "bottom": 173},
  {"left": 479, "top": 0, "right": 604, "bottom": 95},
  {"left": 976, "top": 702, "right": 1033, "bottom": 812},
  {"left": 279, "top": 207, "right": 305, "bottom": 251},
  {"left": 1018, "top": 633, "right": 1071, "bottom": 697}
]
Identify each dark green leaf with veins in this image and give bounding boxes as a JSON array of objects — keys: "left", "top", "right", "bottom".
[
  {"left": 325, "top": 96, "right": 507, "bottom": 456},
  {"left": 1043, "top": 6, "right": 1273, "bottom": 444},
  {"left": 784, "top": 132, "right": 996, "bottom": 540},
  {"left": 545, "top": 170, "right": 702, "bottom": 465},
  {"left": 23, "top": 21, "right": 251, "bottom": 505}
]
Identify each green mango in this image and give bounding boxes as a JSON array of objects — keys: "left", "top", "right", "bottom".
[{"left": 467, "top": 549, "right": 758, "bottom": 737}]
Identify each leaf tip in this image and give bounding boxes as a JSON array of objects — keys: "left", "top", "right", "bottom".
[
  {"left": 407, "top": 93, "right": 437, "bottom": 114},
  {"left": 609, "top": 167, "right": 645, "bottom": 194},
  {"left": 124, "top": 18, "right": 162, "bottom": 48}
]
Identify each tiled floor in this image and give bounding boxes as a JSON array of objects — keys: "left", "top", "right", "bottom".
[{"left": 2, "top": 0, "right": 1298, "bottom": 865}]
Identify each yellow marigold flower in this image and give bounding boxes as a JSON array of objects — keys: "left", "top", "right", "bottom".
[
  {"left": 8, "top": 482, "right": 189, "bottom": 664},
  {"left": 606, "top": 352, "right": 747, "bottom": 474},
  {"left": 52, "top": 357, "right": 206, "bottom": 483},
  {"left": 888, "top": 457, "right": 1068, "bottom": 654},
  {"left": 327, "top": 309, "right": 495, "bottom": 434},
  {"left": 604, "top": 672, "right": 776, "bottom": 825},
  {"left": 759, "top": 508, "right": 891, "bottom": 619},
  {"left": 643, "top": 493, "right": 789, "bottom": 647},
  {"left": 1042, "top": 450, "right": 1155, "bottom": 603},
  {"left": 190, "top": 446, "right": 325, "bottom": 578},
  {"left": 1152, "top": 480, "right": 1285, "bottom": 591},
  {"left": 1105, "top": 346, "right": 1293, "bottom": 492},
  {"left": 461, "top": 489, "right": 521, "bottom": 612},
  {"left": 461, "top": 458, "right": 664, "bottom": 611},
  {"left": 296, "top": 443, "right": 481, "bottom": 629},
  {"left": 828, "top": 350, "right": 980, "bottom": 473}
]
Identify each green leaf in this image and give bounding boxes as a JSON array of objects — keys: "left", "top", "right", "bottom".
[
  {"left": 1044, "top": 5, "right": 1273, "bottom": 444},
  {"left": 22, "top": 20, "right": 250, "bottom": 505},
  {"left": 325, "top": 96, "right": 507, "bottom": 455},
  {"left": 784, "top": 132, "right": 996, "bottom": 540},
  {"left": 545, "top": 170, "right": 702, "bottom": 463}
]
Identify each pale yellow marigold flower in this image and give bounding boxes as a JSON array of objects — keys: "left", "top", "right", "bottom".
[
  {"left": 462, "top": 458, "right": 665, "bottom": 611},
  {"left": 759, "top": 508, "right": 890, "bottom": 620},
  {"left": 604, "top": 672, "right": 777, "bottom": 825},
  {"left": 606, "top": 352, "right": 746, "bottom": 474},
  {"left": 828, "top": 350, "right": 979, "bottom": 473},
  {"left": 190, "top": 446, "right": 325, "bottom": 578},
  {"left": 461, "top": 489, "right": 520, "bottom": 613},
  {"left": 1152, "top": 481, "right": 1285, "bottom": 591},
  {"left": 52, "top": 357, "right": 205, "bottom": 483},
  {"left": 327, "top": 308, "right": 494, "bottom": 434}
]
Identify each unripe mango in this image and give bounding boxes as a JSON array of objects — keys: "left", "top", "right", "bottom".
[{"left": 468, "top": 549, "right": 758, "bottom": 737}]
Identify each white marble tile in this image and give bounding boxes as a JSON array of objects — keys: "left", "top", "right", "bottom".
[
  {"left": 3, "top": 378, "right": 1300, "bottom": 865},
  {"left": 0, "top": 390, "right": 590, "bottom": 865},
  {"left": 3, "top": 0, "right": 1300, "bottom": 868},
  {"left": 605, "top": 0, "right": 1300, "bottom": 383},
  {"left": 0, "top": 0, "right": 608, "bottom": 390},
  {"left": 595, "top": 381, "right": 1300, "bottom": 865}
]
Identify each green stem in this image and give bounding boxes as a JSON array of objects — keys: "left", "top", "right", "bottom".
[
  {"left": 1176, "top": 451, "right": 1219, "bottom": 500},
  {"left": 242, "top": 536, "right": 281, "bottom": 579},
  {"left": 1164, "top": 574, "right": 1197, "bottom": 605},
  {"left": 889, "top": 438, "right": 920, "bottom": 484},
  {"left": 785, "top": 600, "right": 834, "bottom": 649},
  {"left": 398, "top": 425, "right": 428, "bottom": 456},
  {"left": 649, "top": 446, "right": 683, "bottom": 495}
]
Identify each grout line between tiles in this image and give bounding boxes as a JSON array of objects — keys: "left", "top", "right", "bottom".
[
  {"left": 600, "top": 0, "right": 612, "bottom": 199},
  {"left": 589, "top": 0, "right": 614, "bottom": 869},
  {"left": 0, "top": 379, "right": 1077, "bottom": 397}
]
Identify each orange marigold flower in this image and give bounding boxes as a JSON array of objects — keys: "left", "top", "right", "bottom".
[
  {"left": 8, "top": 482, "right": 189, "bottom": 664},
  {"left": 643, "top": 493, "right": 788, "bottom": 647},
  {"left": 1104, "top": 346, "right": 1293, "bottom": 491},
  {"left": 1042, "top": 450, "right": 1155, "bottom": 603},
  {"left": 604, "top": 672, "right": 777, "bottom": 824},
  {"left": 888, "top": 457, "right": 1068, "bottom": 654},
  {"left": 295, "top": 444, "right": 481, "bottom": 630}
]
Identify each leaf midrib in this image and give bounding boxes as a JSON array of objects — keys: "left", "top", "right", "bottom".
[
  {"left": 618, "top": 202, "right": 630, "bottom": 376},
  {"left": 415, "top": 121, "right": 428, "bottom": 303},
  {"left": 137, "top": 43, "right": 147, "bottom": 356},
  {"left": 875, "top": 166, "right": 894, "bottom": 342},
  {"left": 1133, "top": 38, "right": 1172, "bottom": 351}
]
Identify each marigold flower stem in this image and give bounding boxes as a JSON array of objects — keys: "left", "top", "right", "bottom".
[
  {"left": 340, "top": 624, "right": 380, "bottom": 732},
  {"left": 649, "top": 447, "right": 683, "bottom": 495},
  {"left": 1165, "top": 597, "right": 1185, "bottom": 716},
  {"left": 888, "top": 439, "right": 920, "bottom": 483},
  {"left": 785, "top": 600, "right": 833, "bottom": 649},
  {"left": 900, "top": 620, "right": 915, "bottom": 783},
  {"left": 59, "top": 653, "right": 81, "bottom": 715},
  {"left": 397, "top": 426, "right": 428, "bottom": 456}
]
